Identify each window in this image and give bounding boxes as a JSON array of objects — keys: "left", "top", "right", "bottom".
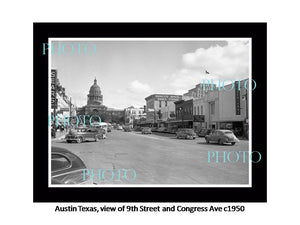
[
  {"left": 201, "top": 105, "right": 203, "bottom": 115},
  {"left": 159, "top": 101, "right": 162, "bottom": 108},
  {"left": 51, "top": 154, "right": 71, "bottom": 172},
  {"left": 210, "top": 102, "right": 215, "bottom": 115},
  {"left": 165, "top": 101, "right": 167, "bottom": 107},
  {"left": 197, "top": 106, "right": 200, "bottom": 115},
  {"left": 194, "top": 107, "right": 196, "bottom": 115}
]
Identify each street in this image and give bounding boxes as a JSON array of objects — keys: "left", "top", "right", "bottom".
[{"left": 52, "top": 130, "right": 249, "bottom": 185}]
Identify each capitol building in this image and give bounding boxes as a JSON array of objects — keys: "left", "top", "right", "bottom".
[{"left": 77, "top": 78, "right": 124, "bottom": 123}]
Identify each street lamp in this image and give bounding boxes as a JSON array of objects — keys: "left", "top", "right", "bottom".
[{"left": 179, "top": 107, "right": 184, "bottom": 128}]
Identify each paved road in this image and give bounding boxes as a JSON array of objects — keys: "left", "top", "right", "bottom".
[{"left": 52, "top": 130, "right": 249, "bottom": 185}]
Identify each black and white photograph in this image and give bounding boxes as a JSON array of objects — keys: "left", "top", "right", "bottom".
[
  {"left": 49, "top": 38, "right": 252, "bottom": 187},
  {"left": 33, "top": 23, "right": 266, "bottom": 202},
  {"left": 4, "top": 0, "right": 300, "bottom": 223}
]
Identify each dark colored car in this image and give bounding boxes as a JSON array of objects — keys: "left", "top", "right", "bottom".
[
  {"left": 168, "top": 127, "right": 178, "bottom": 134},
  {"left": 205, "top": 129, "right": 239, "bottom": 145},
  {"left": 176, "top": 128, "right": 197, "bottom": 139},
  {"left": 198, "top": 128, "right": 212, "bottom": 137},
  {"left": 65, "top": 127, "right": 106, "bottom": 143},
  {"left": 151, "top": 127, "right": 158, "bottom": 132},
  {"left": 123, "top": 126, "right": 132, "bottom": 132},
  {"left": 141, "top": 127, "right": 152, "bottom": 134},
  {"left": 157, "top": 127, "right": 168, "bottom": 132},
  {"left": 51, "top": 147, "right": 92, "bottom": 184},
  {"left": 134, "top": 126, "right": 142, "bottom": 132},
  {"left": 107, "top": 126, "right": 112, "bottom": 132}
]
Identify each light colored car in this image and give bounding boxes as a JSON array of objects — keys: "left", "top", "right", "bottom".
[
  {"left": 116, "top": 125, "right": 123, "bottom": 130},
  {"left": 176, "top": 128, "right": 197, "bottom": 139},
  {"left": 65, "top": 127, "right": 106, "bottom": 143},
  {"left": 141, "top": 127, "right": 152, "bottom": 134},
  {"left": 205, "top": 129, "right": 239, "bottom": 145}
]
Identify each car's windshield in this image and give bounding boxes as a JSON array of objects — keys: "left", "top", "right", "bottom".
[{"left": 224, "top": 131, "right": 233, "bottom": 134}]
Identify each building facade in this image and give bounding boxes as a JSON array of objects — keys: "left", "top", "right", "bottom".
[
  {"left": 124, "top": 106, "right": 146, "bottom": 127},
  {"left": 144, "top": 94, "right": 182, "bottom": 124},
  {"left": 176, "top": 78, "right": 249, "bottom": 137},
  {"left": 76, "top": 78, "right": 108, "bottom": 122},
  {"left": 174, "top": 99, "right": 194, "bottom": 128}
]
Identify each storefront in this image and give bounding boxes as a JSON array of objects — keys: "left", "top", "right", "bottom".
[{"left": 219, "top": 121, "right": 244, "bottom": 137}]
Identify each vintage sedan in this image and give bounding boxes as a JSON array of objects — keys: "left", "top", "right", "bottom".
[
  {"left": 176, "top": 128, "right": 197, "bottom": 139},
  {"left": 198, "top": 128, "right": 212, "bottom": 137},
  {"left": 141, "top": 127, "right": 152, "bottom": 134},
  {"left": 65, "top": 127, "right": 106, "bottom": 143},
  {"left": 51, "top": 147, "right": 93, "bottom": 184},
  {"left": 123, "top": 126, "right": 132, "bottom": 132},
  {"left": 116, "top": 125, "right": 123, "bottom": 130},
  {"left": 205, "top": 129, "right": 239, "bottom": 145}
]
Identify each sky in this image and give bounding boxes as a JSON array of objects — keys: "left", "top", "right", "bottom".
[{"left": 51, "top": 39, "right": 250, "bottom": 109}]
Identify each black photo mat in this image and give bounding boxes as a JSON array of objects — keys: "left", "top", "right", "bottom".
[{"left": 33, "top": 23, "right": 267, "bottom": 202}]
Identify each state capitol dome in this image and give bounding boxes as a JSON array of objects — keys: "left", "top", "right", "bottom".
[{"left": 87, "top": 77, "right": 103, "bottom": 105}]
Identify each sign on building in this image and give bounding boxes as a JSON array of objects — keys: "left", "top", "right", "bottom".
[
  {"left": 51, "top": 69, "right": 57, "bottom": 109},
  {"left": 235, "top": 81, "right": 241, "bottom": 115},
  {"left": 194, "top": 115, "right": 205, "bottom": 122}
]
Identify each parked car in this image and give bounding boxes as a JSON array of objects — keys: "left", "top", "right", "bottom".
[
  {"left": 168, "top": 127, "right": 178, "bottom": 134},
  {"left": 205, "top": 129, "right": 239, "bottom": 145},
  {"left": 157, "top": 127, "right": 168, "bottom": 132},
  {"left": 142, "top": 127, "right": 152, "bottom": 134},
  {"left": 123, "top": 126, "right": 132, "bottom": 132},
  {"left": 176, "top": 128, "right": 197, "bottom": 139},
  {"left": 51, "top": 147, "right": 93, "bottom": 184},
  {"left": 151, "top": 127, "right": 158, "bottom": 132},
  {"left": 116, "top": 125, "right": 123, "bottom": 130},
  {"left": 65, "top": 127, "right": 106, "bottom": 143},
  {"left": 134, "top": 126, "right": 142, "bottom": 132},
  {"left": 198, "top": 128, "right": 212, "bottom": 137}
]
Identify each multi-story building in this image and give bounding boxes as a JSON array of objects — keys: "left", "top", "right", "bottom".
[
  {"left": 76, "top": 78, "right": 107, "bottom": 120},
  {"left": 144, "top": 94, "right": 182, "bottom": 125},
  {"left": 124, "top": 106, "right": 146, "bottom": 127},
  {"left": 209, "top": 79, "right": 249, "bottom": 136},
  {"left": 174, "top": 99, "right": 194, "bottom": 128},
  {"left": 183, "top": 82, "right": 217, "bottom": 99},
  {"left": 179, "top": 78, "right": 249, "bottom": 137}
]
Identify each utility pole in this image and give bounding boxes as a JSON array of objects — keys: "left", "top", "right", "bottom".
[
  {"left": 69, "top": 97, "right": 72, "bottom": 117},
  {"left": 179, "top": 107, "right": 184, "bottom": 128},
  {"left": 69, "top": 97, "right": 72, "bottom": 130}
]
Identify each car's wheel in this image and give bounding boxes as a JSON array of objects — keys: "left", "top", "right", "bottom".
[
  {"left": 77, "top": 137, "right": 83, "bottom": 143},
  {"left": 205, "top": 138, "right": 209, "bottom": 143},
  {"left": 218, "top": 139, "right": 223, "bottom": 145},
  {"left": 66, "top": 140, "right": 71, "bottom": 143},
  {"left": 231, "top": 142, "right": 236, "bottom": 146}
]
